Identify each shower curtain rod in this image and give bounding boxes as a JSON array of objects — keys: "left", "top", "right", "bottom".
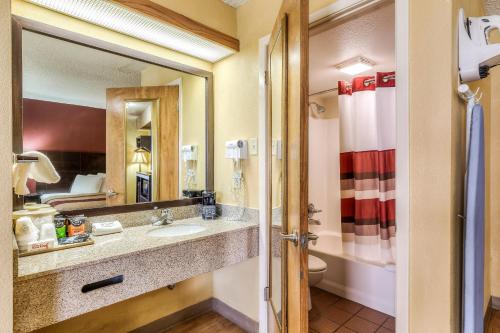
[{"left": 309, "top": 74, "right": 396, "bottom": 97}]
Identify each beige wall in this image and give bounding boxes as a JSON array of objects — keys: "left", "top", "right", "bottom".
[
  {"left": 141, "top": 66, "right": 207, "bottom": 192},
  {"left": 33, "top": 273, "right": 213, "bottom": 333},
  {"left": 409, "top": 0, "right": 490, "bottom": 331},
  {"left": 0, "top": 1, "right": 13, "bottom": 332},
  {"left": 213, "top": 0, "right": 282, "bottom": 207},
  {"left": 150, "top": 0, "right": 237, "bottom": 38}
]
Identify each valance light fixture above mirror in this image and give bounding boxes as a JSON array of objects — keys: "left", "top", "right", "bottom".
[
  {"left": 25, "top": 0, "right": 239, "bottom": 62},
  {"left": 13, "top": 18, "right": 214, "bottom": 214}
]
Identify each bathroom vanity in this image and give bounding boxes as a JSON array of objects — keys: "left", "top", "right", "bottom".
[{"left": 13, "top": 208, "right": 259, "bottom": 333}]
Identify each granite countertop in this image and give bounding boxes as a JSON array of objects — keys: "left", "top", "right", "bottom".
[{"left": 16, "top": 217, "right": 257, "bottom": 281}]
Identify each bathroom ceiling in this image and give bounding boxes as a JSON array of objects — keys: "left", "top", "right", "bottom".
[
  {"left": 309, "top": 2, "right": 395, "bottom": 95},
  {"left": 23, "top": 31, "right": 147, "bottom": 109},
  {"left": 484, "top": 0, "right": 500, "bottom": 15},
  {"left": 221, "top": 0, "right": 248, "bottom": 8}
]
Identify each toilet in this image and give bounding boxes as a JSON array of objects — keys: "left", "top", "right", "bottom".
[{"left": 308, "top": 254, "right": 327, "bottom": 310}]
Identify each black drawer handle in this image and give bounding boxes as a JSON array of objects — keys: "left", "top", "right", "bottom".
[{"left": 81, "top": 275, "right": 124, "bottom": 293}]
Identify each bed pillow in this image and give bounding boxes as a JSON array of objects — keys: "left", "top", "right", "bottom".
[
  {"left": 70, "top": 175, "right": 104, "bottom": 194},
  {"left": 88, "top": 173, "right": 106, "bottom": 192},
  {"left": 97, "top": 173, "right": 106, "bottom": 192}
]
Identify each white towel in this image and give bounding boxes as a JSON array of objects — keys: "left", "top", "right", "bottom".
[
  {"left": 12, "top": 151, "right": 61, "bottom": 195},
  {"left": 92, "top": 221, "right": 123, "bottom": 236}
]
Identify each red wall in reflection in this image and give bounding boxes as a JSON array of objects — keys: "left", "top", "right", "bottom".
[{"left": 23, "top": 99, "right": 106, "bottom": 153}]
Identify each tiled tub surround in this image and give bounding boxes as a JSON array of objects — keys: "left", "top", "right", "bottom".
[{"left": 14, "top": 210, "right": 258, "bottom": 333}]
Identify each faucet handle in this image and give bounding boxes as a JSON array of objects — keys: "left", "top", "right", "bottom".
[{"left": 162, "top": 208, "right": 174, "bottom": 220}]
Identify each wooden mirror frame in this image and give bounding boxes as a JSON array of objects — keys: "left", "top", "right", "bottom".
[{"left": 11, "top": 16, "right": 214, "bottom": 216}]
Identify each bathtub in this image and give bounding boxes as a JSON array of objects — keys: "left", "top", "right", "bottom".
[{"left": 309, "top": 231, "right": 396, "bottom": 316}]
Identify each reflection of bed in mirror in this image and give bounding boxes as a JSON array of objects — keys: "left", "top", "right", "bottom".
[{"left": 31, "top": 151, "right": 107, "bottom": 210}]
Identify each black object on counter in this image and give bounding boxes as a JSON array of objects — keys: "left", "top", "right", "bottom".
[
  {"left": 182, "top": 190, "right": 204, "bottom": 198},
  {"left": 202, "top": 191, "right": 217, "bottom": 220}
]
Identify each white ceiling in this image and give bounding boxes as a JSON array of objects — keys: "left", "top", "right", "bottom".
[
  {"left": 221, "top": 0, "right": 248, "bottom": 8},
  {"left": 309, "top": 3, "right": 395, "bottom": 95},
  {"left": 126, "top": 101, "right": 153, "bottom": 117},
  {"left": 484, "top": 0, "right": 500, "bottom": 15},
  {"left": 23, "top": 30, "right": 147, "bottom": 108}
]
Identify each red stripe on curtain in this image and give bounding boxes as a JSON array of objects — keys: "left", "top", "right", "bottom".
[
  {"left": 355, "top": 198, "right": 379, "bottom": 222},
  {"left": 377, "top": 149, "right": 396, "bottom": 174},
  {"left": 353, "top": 151, "right": 378, "bottom": 175},
  {"left": 341, "top": 198, "right": 355, "bottom": 221},
  {"left": 379, "top": 200, "right": 396, "bottom": 226},
  {"left": 340, "top": 152, "right": 354, "bottom": 176}
]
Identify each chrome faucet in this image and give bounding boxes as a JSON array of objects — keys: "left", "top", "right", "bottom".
[{"left": 151, "top": 208, "right": 175, "bottom": 226}]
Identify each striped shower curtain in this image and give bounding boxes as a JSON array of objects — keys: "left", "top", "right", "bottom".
[{"left": 339, "top": 72, "right": 396, "bottom": 264}]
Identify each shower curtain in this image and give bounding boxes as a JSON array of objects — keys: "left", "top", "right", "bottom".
[{"left": 339, "top": 72, "right": 396, "bottom": 264}]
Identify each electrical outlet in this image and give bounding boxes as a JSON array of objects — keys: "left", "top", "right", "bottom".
[{"left": 248, "top": 138, "right": 258, "bottom": 155}]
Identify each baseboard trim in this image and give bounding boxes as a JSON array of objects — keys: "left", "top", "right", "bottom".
[
  {"left": 485, "top": 297, "right": 493, "bottom": 330},
  {"left": 131, "top": 298, "right": 258, "bottom": 333},
  {"left": 492, "top": 296, "right": 500, "bottom": 310},
  {"left": 212, "top": 298, "right": 259, "bottom": 333}
]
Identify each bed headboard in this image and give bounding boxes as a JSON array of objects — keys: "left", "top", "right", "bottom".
[{"left": 34, "top": 151, "right": 106, "bottom": 194}]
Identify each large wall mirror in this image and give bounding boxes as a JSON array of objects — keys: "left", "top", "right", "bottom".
[{"left": 14, "top": 26, "right": 213, "bottom": 212}]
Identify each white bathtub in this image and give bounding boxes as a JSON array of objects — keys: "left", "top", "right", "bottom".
[{"left": 309, "top": 231, "right": 396, "bottom": 316}]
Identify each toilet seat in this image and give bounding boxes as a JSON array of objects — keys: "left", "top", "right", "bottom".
[{"left": 308, "top": 255, "right": 327, "bottom": 272}]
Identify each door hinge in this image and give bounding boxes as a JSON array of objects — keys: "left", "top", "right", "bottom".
[
  {"left": 264, "top": 70, "right": 269, "bottom": 85},
  {"left": 264, "top": 286, "right": 270, "bottom": 301}
]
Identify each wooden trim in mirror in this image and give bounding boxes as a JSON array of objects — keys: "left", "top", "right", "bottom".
[
  {"left": 11, "top": 16, "right": 214, "bottom": 214},
  {"left": 110, "top": 0, "right": 239, "bottom": 52}
]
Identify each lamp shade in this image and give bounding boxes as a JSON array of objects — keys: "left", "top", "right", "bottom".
[{"left": 132, "top": 148, "right": 148, "bottom": 164}]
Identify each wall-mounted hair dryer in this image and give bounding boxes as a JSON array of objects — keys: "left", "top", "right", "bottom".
[{"left": 459, "top": 8, "right": 500, "bottom": 82}]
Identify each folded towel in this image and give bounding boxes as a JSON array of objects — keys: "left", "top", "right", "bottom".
[
  {"left": 92, "top": 221, "right": 123, "bottom": 236},
  {"left": 13, "top": 152, "right": 61, "bottom": 195}
]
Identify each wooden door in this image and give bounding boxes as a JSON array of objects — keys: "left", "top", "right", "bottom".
[
  {"left": 106, "top": 86, "right": 179, "bottom": 205},
  {"left": 267, "top": 0, "right": 309, "bottom": 332}
]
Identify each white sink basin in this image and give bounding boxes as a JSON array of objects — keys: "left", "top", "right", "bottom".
[{"left": 147, "top": 225, "right": 206, "bottom": 237}]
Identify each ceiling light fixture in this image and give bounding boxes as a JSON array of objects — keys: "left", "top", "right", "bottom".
[
  {"left": 335, "top": 56, "right": 375, "bottom": 76},
  {"left": 26, "top": 0, "right": 236, "bottom": 62}
]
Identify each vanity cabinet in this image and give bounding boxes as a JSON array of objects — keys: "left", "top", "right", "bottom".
[{"left": 13, "top": 223, "right": 258, "bottom": 333}]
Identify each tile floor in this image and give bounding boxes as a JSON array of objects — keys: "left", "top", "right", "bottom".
[{"left": 309, "top": 287, "right": 395, "bottom": 333}]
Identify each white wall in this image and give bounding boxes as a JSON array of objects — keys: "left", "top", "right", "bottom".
[
  {"left": 0, "top": 0, "right": 13, "bottom": 332},
  {"left": 308, "top": 94, "right": 341, "bottom": 235}
]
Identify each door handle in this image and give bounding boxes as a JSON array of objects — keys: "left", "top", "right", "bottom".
[{"left": 280, "top": 230, "right": 299, "bottom": 246}]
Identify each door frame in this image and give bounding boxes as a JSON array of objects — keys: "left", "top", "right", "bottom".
[{"left": 258, "top": 0, "right": 410, "bottom": 331}]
